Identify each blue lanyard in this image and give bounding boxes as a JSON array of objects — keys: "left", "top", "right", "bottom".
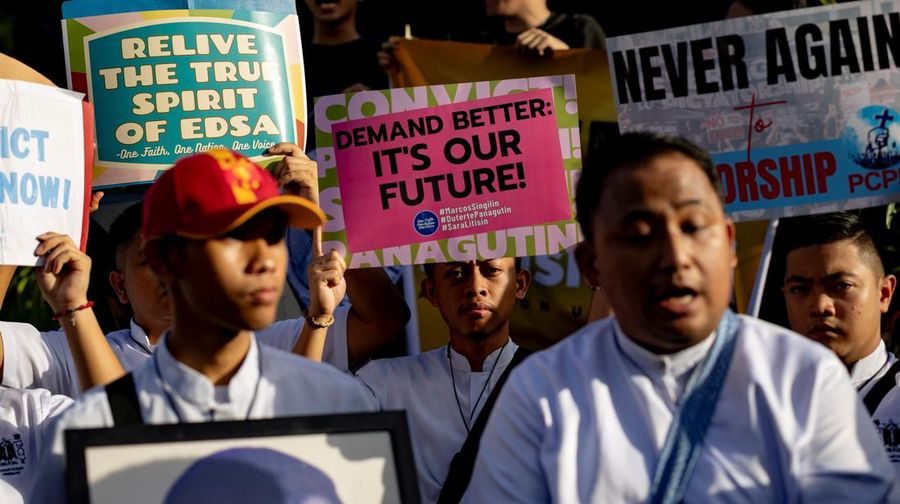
[{"left": 649, "top": 310, "right": 741, "bottom": 504}]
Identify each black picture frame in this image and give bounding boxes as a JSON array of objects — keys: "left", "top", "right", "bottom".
[{"left": 65, "top": 411, "right": 420, "bottom": 504}]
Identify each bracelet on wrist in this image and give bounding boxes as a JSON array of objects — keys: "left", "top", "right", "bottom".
[
  {"left": 52, "top": 301, "right": 94, "bottom": 326},
  {"left": 304, "top": 310, "right": 335, "bottom": 329}
]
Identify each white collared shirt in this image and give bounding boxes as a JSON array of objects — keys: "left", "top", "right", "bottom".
[
  {"left": 851, "top": 340, "right": 896, "bottom": 393},
  {"left": 0, "top": 306, "right": 350, "bottom": 398},
  {"left": 30, "top": 333, "right": 375, "bottom": 503},
  {"left": 0, "top": 387, "right": 71, "bottom": 504},
  {"left": 852, "top": 341, "right": 900, "bottom": 477},
  {"left": 613, "top": 323, "right": 716, "bottom": 407},
  {"left": 356, "top": 341, "right": 517, "bottom": 503},
  {"left": 466, "top": 315, "right": 895, "bottom": 503}
]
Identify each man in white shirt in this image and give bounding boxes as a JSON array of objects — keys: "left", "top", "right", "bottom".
[
  {"left": 466, "top": 132, "right": 895, "bottom": 502},
  {"left": 32, "top": 149, "right": 376, "bottom": 502},
  {"left": 355, "top": 258, "right": 531, "bottom": 503},
  {"left": 0, "top": 229, "right": 123, "bottom": 503},
  {"left": 780, "top": 211, "right": 899, "bottom": 472},
  {"left": 0, "top": 144, "right": 409, "bottom": 396}
]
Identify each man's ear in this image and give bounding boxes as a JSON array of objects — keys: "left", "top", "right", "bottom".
[
  {"left": 575, "top": 241, "right": 601, "bottom": 291},
  {"left": 880, "top": 274, "right": 897, "bottom": 313},
  {"left": 725, "top": 218, "right": 737, "bottom": 268},
  {"left": 514, "top": 268, "right": 532, "bottom": 300},
  {"left": 108, "top": 270, "right": 129, "bottom": 305},
  {"left": 421, "top": 277, "right": 438, "bottom": 307}
]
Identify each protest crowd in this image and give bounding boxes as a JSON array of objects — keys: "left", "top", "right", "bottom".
[{"left": 0, "top": 0, "right": 899, "bottom": 502}]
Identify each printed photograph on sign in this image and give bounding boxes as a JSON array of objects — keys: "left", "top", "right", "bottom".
[
  {"left": 607, "top": 1, "right": 900, "bottom": 221},
  {"left": 315, "top": 75, "right": 582, "bottom": 269},
  {"left": 66, "top": 412, "right": 420, "bottom": 504}
]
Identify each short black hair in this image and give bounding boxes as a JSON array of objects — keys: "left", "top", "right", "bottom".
[
  {"left": 779, "top": 211, "right": 886, "bottom": 278},
  {"left": 423, "top": 257, "right": 522, "bottom": 280},
  {"left": 108, "top": 202, "right": 143, "bottom": 271},
  {"left": 575, "top": 131, "right": 720, "bottom": 241}
]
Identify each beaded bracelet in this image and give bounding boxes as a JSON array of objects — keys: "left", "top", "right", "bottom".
[
  {"left": 304, "top": 310, "right": 335, "bottom": 329},
  {"left": 51, "top": 301, "right": 94, "bottom": 326}
]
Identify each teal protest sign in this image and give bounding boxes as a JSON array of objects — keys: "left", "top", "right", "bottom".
[
  {"left": 63, "top": 0, "right": 306, "bottom": 187},
  {"left": 85, "top": 22, "right": 293, "bottom": 166}
]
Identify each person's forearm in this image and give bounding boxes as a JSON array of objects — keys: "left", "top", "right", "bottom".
[
  {"left": 58, "top": 306, "right": 125, "bottom": 390},
  {"left": 293, "top": 325, "right": 328, "bottom": 362},
  {"left": 0, "top": 265, "right": 17, "bottom": 310},
  {"left": 345, "top": 268, "right": 410, "bottom": 363}
]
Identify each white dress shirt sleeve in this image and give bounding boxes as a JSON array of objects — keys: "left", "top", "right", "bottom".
[
  {"left": 35, "top": 389, "right": 74, "bottom": 438},
  {"left": 0, "top": 387, "right": 73, "bottom": 503},
  {"left": 796, "top": 355, "right": 897, "bottom": 501},
  {"left": 0, "top": 322, "right": 79, "bottom": 397},
  {"left": 354, "top": 360, "right": 388, "bottom": 410},
  {"left": 254, "top": 305, "right": 350, "bottom": 371},
  {"left": 464, "top": 366, "right": 552, "bottom": 503},
  {"left": 30, "top": 389, "right": 112, "bottom": 503}
]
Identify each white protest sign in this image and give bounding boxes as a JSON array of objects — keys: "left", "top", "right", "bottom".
[
  {"left": 608, "top": 1, "right": 900, "bottom": 221},
  {"left": 0, "top": 79, "right": 90, "bottom": 265}
]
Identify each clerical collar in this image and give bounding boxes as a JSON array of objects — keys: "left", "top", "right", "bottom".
[
  {"left": 155, "top": 332, "right": 261, "bottom": 410},
  {"left": 612, "top": 320, "right": 716, "bottom": 379},
  {"left": 447, "top": 340, "right": 517, "bottom": 372},
  {"left": 129, "top": 318, "right": 155, "bottom": 354}
]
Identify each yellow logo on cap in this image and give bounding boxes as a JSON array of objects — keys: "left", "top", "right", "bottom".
[{"left": 208, "top": 149, "right": 261, "bottom": 204}]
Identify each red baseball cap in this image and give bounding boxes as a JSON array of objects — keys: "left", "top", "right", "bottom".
[{"left": 142, "top": 149, "right": 324, "bottom": 241}]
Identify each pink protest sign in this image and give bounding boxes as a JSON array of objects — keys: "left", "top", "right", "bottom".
[{"left": 332, "top": 88, "right": 570, "bottom": 252}]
